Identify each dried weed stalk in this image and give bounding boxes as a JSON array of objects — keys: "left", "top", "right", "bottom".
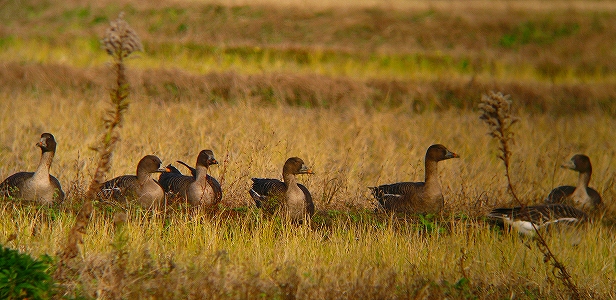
[
  {"left": 57, "top": 13, "right": 141, "bottom": 277},
  {"left": 478, "top": 91, "right": 519, "bottom": 200},
  {"left": 87, "top": 12, "right": 142, "bottom": 198},
  {"left": 479, "top": 91, "right": 582, "bottom": 299}
]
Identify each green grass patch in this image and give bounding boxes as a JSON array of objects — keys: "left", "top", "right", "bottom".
[{"left": 4, "top": 36, "right": 613, "bottom": 84}]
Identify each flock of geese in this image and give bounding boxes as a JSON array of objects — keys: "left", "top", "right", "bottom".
[{"left": 0, "top": 133, "right": 604, "bottom": 234}]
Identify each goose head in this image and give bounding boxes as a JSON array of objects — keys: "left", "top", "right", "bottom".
[
  {"left": 196, "top": 150, "right": 218, "bottom": 168},
  {"left": 562, "top": 154, "right": 592, "bottom": 173},
  {"left": 136, "top": 155, "right": 167, "bottom": 175},
  {"left": 36, "top": 133, "right": 57, "bottom": 154},
  {"left": 426, "top": 144, "right": 459, "bottom": 162},
  {"left": 283, "top": 157, "right": 313, "bottom": 176}
]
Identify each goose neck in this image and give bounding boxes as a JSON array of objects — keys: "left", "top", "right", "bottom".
[
  {"left": 283, "top": 172, "right": 298, "bottom": 186},
  {"left": 577, "top": 171, "right": 591, "bottom": 190},
  {"left": 33, "top": 151, "right": 54, "bottom": 180}
]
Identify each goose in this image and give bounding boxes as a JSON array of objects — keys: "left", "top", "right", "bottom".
[
  {"left": 176, "top": 160, "right": 196, "bottom": 177},
  {"left": 158, "top": 150, "right": 222, "bottom": 206},
  {"left": 0, "top": 133, "right": 64, "bottom": 204},
  {"left": 249, "top": 157, "right": 314, "bottom": 222},
  {"left": 99, "top": 155, "right": 167, "bottom": 209},
  {"left": 369, "top": 144, "right": 459, "bottom": 214},
  {"left": 487, "top": 203, "right": 587, "bottom": 236},
  {"left": 546, "top": 154, "right": 602, "bottom": 211},
  {"left": 158, "top": 164, "right": 184, "bottom": 198}
]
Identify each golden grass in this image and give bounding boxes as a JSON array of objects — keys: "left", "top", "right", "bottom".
[
  {"left": 1, "top": 0, "right": 616, "bottom": 298},
  {"left": 1, "top": 204, "right": 615, "bottom": 298},
  {"left": 1, "top": 90, "right": 615, "bottom": 211},
  {"left": 2, "top": 86, "right": 615, "bottom": 297}
]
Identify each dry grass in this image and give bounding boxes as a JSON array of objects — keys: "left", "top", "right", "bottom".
[
  {"left": 1, "top": 87, "right": 616, "bottom": 298},
  {"left": 1, "top": 87, "right": 615, "bottom": 212},
  {"left": 2, "top": 62, "right": 616, "bottom": 115},
  {"left": 1, "top": 0, "right": 616, "bottom": 298},
  {"left": 4, "top": 0, "right": 616, "bottom": 85}
]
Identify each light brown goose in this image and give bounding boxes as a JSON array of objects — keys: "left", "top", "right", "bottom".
[
  {"left": 487, "top": 204, "right": 587, "bottom": 236},
  {"left": 546, "top": 154, "right": 602, "bottom": 211},
  {"left": 369, "top": 144, "right": 459, "bottom": 214},
  {"left": 99, "top": 155, "right": 167, "bottom": 208},
  {"left": 0, "top": 133, "right": 64, "bottom": 204},
  {"left": 249, "top": 157, "right": 314, "bottom": 222},
  {"left": 159, "top": 150, "right": 222, "bottom": 206}
]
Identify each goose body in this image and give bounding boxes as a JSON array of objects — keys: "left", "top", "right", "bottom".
[
  {"left": 0, "top": 133, "right": 64, "bottom": 204},
  {"left": 249, "top": 157, "right": 314, "bottom": 222},
  {"left": 158, "top": 164, "right": 188, "bottom": 199},
  {"left": 370, "top": 144, "right": 459, "bottom": 214},
  {"left": 488, "top": 204, "right": 587, "bottom": 236},
  {"left": 99, "top": 155, "right": 167, "bottom": 209},
  {"left": 546, "top": 154, "right": 602, "bottom": 210},
  {"left": 158, "top": 150, "right": 222, "bottom": 206}
]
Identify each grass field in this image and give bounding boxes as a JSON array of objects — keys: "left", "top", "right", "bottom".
[{"left": 1, "top": 0, "right": 616, "bottom": 298}]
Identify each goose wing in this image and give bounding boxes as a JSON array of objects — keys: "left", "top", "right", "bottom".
[
  {"left": 159, "top": 172, "right": 192, "bottom": 197},
  {"left": 545, "top": 185, "right": 575, "bottom": 204},
  {"left": 207, "top": 175, "right": 223, "bottom": 204},
  {"left": 369, "top": 181, "right": 424, "bottom": 210},
  {"left": 49, "top": 175, "right": 65, "bottom": 201},
  {"left": 177, "top": 160, "right": 197, "bottom": 177},
  {"left": 99, "top": 175, "right": 138, "bottom": 202},
  {"left": 298, "top": 183, "right": 314, "bottom": 216},
  {"left": 158, "top": 165, "right": 183, "bottom": 189},
  {"left": 488, "top": 204, "right": 587, "bottom": 235},
  {"left": 0, "top": 172, "right": 34, "bottom": 197},
  {"left": 587, "top": 187, "right": 603, "bottom": 207},
  {"left": 249, "top": 178, "right": 285, "bottom": 211}
]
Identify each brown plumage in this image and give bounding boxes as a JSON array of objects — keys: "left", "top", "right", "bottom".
[
  {"left": 369, "top": 144, "right": 459, "bottom": 214},
  {"left": 487, "top": 204, "right": 587, "bottom": 236},
  {"left": 99, "top": 155, "right": 167, "bottom": 208},
  {"left": 0, "top": 133, "right": 65, "bottom": 204},
  {"left": 546, "top": 154, "right": 602, "bottom": 211},
  {"left": 249, "top": 157, "right": 314, "bottom": 222},
  {"left": 158, "top": 150, "right": 222, "bottom": 206}
]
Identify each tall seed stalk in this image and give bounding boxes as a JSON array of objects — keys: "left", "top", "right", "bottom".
[
  {"left": 479, "top": 91, "right": 582, "bottom": 299},
  {"left": 57, "top": 12, "right": 142, "bottom": 274}
]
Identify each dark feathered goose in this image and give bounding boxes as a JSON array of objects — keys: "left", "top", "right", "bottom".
[
  {"left": 176, "top": 160, "right": 196, "bottom": 177},
  {"left": 487, "top": 204, "right": 587, "bottom": 236},
  {"left": 546, "top": 154, "right": 602, "bottom": 211},
  {"left": 249, "top": 157, "right": 314, "bottom": 222},
  {"left": 158, "top": 164, "right": 184, "bottom": 199},
  {"left": 158, "top": 150, "right": 222, "bottom": 206},
  {"left": 99, "top": 155, "right": 167, "bottom": 208},
  {"left": 0, "top": 133, "right": 65, "bottom": 204},
  {"left": 369, "top": 144, "right": 459, "bottom": 214}
]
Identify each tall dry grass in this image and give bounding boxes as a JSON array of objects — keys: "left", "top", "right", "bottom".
[
  {"left": 0, "top": 89, "right": 615, "bottom": 213},
  {"left": 0, "top": 203, "right": 614, "bottom": 298},
  {"left": 1, "top": 0, "right": 616, "bottom": 298},
  {"left": 2, "top": 85, "right": 616, "bottom": 298}
]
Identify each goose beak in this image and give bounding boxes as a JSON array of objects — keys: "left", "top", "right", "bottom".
[
  {"left": 209, "top": 158, "right": 219, "bottom": 165},
  {"left": 156, "top": 167, "right": 171, "bottom": 173},
  {"left": 561, "top": 160, "right": 576, "bottom": 170},
  {"left": 300, "top": 165, "right": 314, "bottom": 174},
  {"left": 446, "top": 150, "right": 459, "bottom": 159},
  {"left": 36, "top": 139, "right": 46, "bottom": 148}
]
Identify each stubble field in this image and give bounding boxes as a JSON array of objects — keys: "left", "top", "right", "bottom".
[{"left": 0, "top": 0, "right": 615, "bottom": 298}]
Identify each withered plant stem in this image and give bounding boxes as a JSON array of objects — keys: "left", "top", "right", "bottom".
[
  {"left": 479, "top": 91, "right": 582, "bottom": 299},
  {"left": 57, "top": 12, "right": 141, "bottom": 279}
]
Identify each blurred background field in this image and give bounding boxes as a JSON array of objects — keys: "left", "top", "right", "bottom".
[{"left": 0, "top": 0, "right": 615, "bottom": 298}]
